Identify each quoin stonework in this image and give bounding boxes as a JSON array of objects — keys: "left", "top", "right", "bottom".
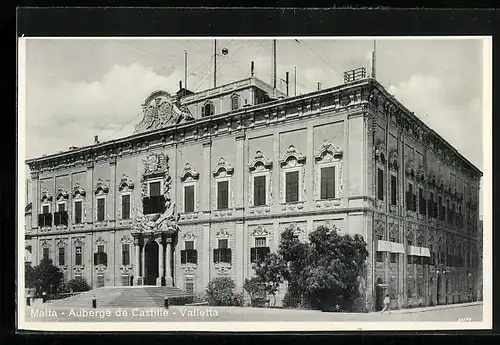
[{"left": 24, "top": 67, "right": 482, "bottom": 311}]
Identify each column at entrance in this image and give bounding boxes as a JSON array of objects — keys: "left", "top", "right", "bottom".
[
  {"left": 142, "top": 237, "right": 148, "bottom": 285},
  {"left": 165, "top": 237, "right": 173, "bottom": 286},
  {"left": 134, "top": 236, "right": 141, "bottom": 285},
  {"left": 156, "top": 235, "right": 164, "bottom": 286}
]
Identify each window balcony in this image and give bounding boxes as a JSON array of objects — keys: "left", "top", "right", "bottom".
[
  {"left": 142, "top": 195, "right": 166, "bottom": 215},
  {"left": 213, "top": 248, "right": 232, "bottom": 264},
  {"left": 54, "top": 211, "right": 68, "bottom": 226},
  {"left": 181, "top": 249, "right": 198, "bottom": 264},
  {"left": 37, "top": 213, "right": 52, "bottom": 227},
  {"left": 93, "top": 252, "right": 108, "bottom": 266}
]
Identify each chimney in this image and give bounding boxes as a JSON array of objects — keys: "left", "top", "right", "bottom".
[
  {"left": 317, "top": 82, "right": 322, "bottom": 91},
  {"left": 251, "top": 61, "right": 255, "bottom": 77},
  {"left": 179, "top": 80, "right": 183, "bottom": 91},
  {"left": 94, "top": 135, "right": 99, "bottom": 144},
  {"left": 285, "top": 72, "right": 289, "bottom": 96}
]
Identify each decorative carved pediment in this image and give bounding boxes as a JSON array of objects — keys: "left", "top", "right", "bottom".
[
  {"left": 134, "top": 90, "right": 194, "bottom": 134},
  {"left": 216, "top": 228, "right": 231, "bottom": 239},
  {"left": 280, "top": 145, "right": 306, "bottom": 167},
  {"left": 314, "top": 140, "right": 343, "bottom": 163},
  {"left": 56, "top": 186, "right": 69, "bottom": 200},
  {"left": 183, "top": 231, "right": 196, "bottom": 240},
  {"left": 374, "top": 140, "right": 387, "bottom": 163},
  {"left": 180, "top": 163, "right": 200, "bottom": 182},
  {"left": 95, "top": 236, "right": 107, "bottom": 245},
  {"left": 74, "top": 238, "right": 85, "bottom": 246},
  {"left": 251, "top": 225, "right": 270, "bottom": 237},
  {"left": 72, "top": 182, "right": 86, "bottom": 198},
  {"left": 95, "top": 178, "right": 109, "bottom": 195},
  {"left": 40, "top": 239, "right": 51, "bottom": 248},
  {"left": 56, "top": 239, "right": 67, "bottom": 247},
  {"left": 118, "top": 174, "right": 134, "bottom": 191},
  {"left": 120, "top": 235, "right": 132, "bottom": 244},
  {"left": 388, "top": 149, "right": 399, "bottom": 170},
  {"left": 40, "top": 189, "right": 53, "bottom": 203},
  {"left": 249, "top": 151, "right": 273, "bottom": 172},
  {"left": 285, "top": 223, "right": 304, "bottom": 235},
  {"left": 212, "top": 157, "right": 234, "bottom": 178}
]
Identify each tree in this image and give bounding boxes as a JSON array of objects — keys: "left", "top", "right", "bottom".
[
  {"left": 279, "top": 225, "right": 368, "bottom": 311},
  {"left": 205, "top": 277, "right": 237, "bottom": 306},
  {"left": 253, "top": 253, "right": 287, "bottom": 306},
  {"left": 243, "top": 277, "right": 264, "bottom": 304},
  {"left": 25, "top": 262, "right": 36, "bottom": 289},
  {"left": 67, "top": 276, "right": 91, "bottom": 292},
  {"left": 28, "top": 259, "right": 64, "bottom": 297}
]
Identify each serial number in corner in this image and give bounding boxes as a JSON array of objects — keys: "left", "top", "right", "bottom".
[{"left": 457, "top": 317, "right": 472, "bottom": 322}]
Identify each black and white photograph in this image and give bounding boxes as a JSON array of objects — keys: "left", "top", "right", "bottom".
[{"left": 17, "top": 36, "right": 491, "bottom": 331}]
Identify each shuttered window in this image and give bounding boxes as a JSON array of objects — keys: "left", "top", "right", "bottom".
[
  {"left": 285, "top": 171, "right": 299, "bottom": 203},
  {"left": 184, "top": 185, "right": 195, "bottom": 213},
  {"left": 253, "top": 176, "right": 266, "bottom": 206},
  {"left": 217, "top": 181, "right": 229, "bottom": 209},
  {"left": 320, "top": 166, "right": 335, "bottom": 199}
]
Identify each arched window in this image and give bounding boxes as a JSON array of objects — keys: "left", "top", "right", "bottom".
[
  {"left": 202, "top": 101, "right": 215, "bottom": 117},
  {"left": 230, "top": 93, "right": 240, "bottom": 111}
]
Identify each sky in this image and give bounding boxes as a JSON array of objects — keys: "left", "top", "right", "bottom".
[{"left": 22, "top": 38, "right": 485, "bottom": 212}]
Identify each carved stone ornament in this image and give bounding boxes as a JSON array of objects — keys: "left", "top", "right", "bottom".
[
  {"left": 374, "top": 140, "right": 387, "bottom": 163},
  {"left": 143, "top": 152, "right": 169, "bottom": 176},
  {"left": 280, "top": 145, "right": 306, "bottom": 167},
  {"left": 94, "top": 178, "right": 109, "bottom": 195},
  {"left": 182, "top": 265, "right": 196, "bottom": 274},
  {"left": 215, "top": 263, "right": 232, "bottom": 275},
  {"left": 40, "top": 189, "right": 53, "bottom": 203},
  {"left": 212, "top": 157, "right": 234, "bottom": 178},
  {"left": 314, "top": 140, "right": 343, "bottom": 163},
  {"left": 406, "top": 225, "right": 414, "bottom": 242},
  {"left": 405, "top": 159, "right": 416, "bottom": 179},
  {"left": 95, "top": 236, "right": 107, "bottom": 246},
  {"left": 249, "top": 151, "right": 273, "bottom": 172},
  {"left": 251, "top": 225, "right": 270, "bottom": 237},
  {"left": 56, "top": 239, "right": 67, "bottom": 247},
  {"left": 416, "top": 165, "right": 426, "bottom": 183},
  {"left": 374, "top": 220, "right": 384, "bottom": 238},
  {"left": 416, "top": 230, "right": 424, "bottom": 245},
  {"left": 285, "top": 223, "right": 304, "bottom": 235},
  {"left": 134, "top": 90, "right": 194, "bottom": 134},
  {"left": 118, "top": 174, "right": 134, "bottom": 191},
  {"left": 40, "top": 239, "right": 51, "bottom": 248},
  {"left": 180, "top": 163, "right": 200, "bottom": 182},
  {"left": 72, "top": 182, "right": 86, "bottom": 198},
  {"left": 56, "top": 186, "right": 69, "bottom": 200},
  {"left": 216, "top": 228, "right": 231, "bottom": 239},
  {"left": 388, "top": 149, "right": 399, "bottom": 170},
  {"left": 389, "top": 223, "right": 399, "bottom": 242}
]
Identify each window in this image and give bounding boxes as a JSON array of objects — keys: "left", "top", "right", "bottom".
[
  {"left": 285, "top": 171, "right": 299, "bottom": 203},
  {"left": 122, "top": 274, "right": 130, "bottom": 286},
  {"left": 94, "top": 245, "right": 107, "bottom": 266},
  {"left": 438, "top": 196, "right": 444, "bottom": 221},
  {"left": 253, "top": 176, "right": 266, "bottom": 206},
  {"left": 376, "top": 252, "right": 383, "bottom": 262},
  {"left": 391, "top": 175, "right": 397, "bottom": 205},
  {"left": 202, "top": 102, "right": 215, "bottom": 117},
  {"left": 184, "top": 185, "right": 195, "bottom": 213},
  {"left": 407, "top": 183, "right": 413, "bottom": 211},
  {"left": 390, "top": 253, "right": 397, "bottom": 263},
  {"left": 97, "top": 245, "right": 104, "bottom": 253},
  {"left": 407, "top": 239, "right": 412, "bottom": 246},
  {"left": 122, "top": 244, "right": 130, "bottom": 266},
  {"left": 419, "top": 188, "right": 426, "bottom": 215},
  {"left": 181, "top": 241, "right": 197, "bottom": 264},
  {"left": 58, "top": 203, "right": 65, "bottom": 212},
  {"left": 185, "top": 282, "right": 194, "bottom": 295},
  {"left": 42, "top": 205, "right": 50, "bottom": 214},
  {"left": 58, "top": 247, "right": 65, "bottom": 266},
  {"left": 97, "top": 198, "right": 105, "bottom": 222},
  {"left": 54, "top": 203, "right": 68, "bottom": 226},
  {"left": 74, "top": 201, "right": 82, "bottom": 224},
  {"left": 121, "top": 194, "right": 131, "bottom": 220},
  {"left": 39, "top": 205, "right": 52, "bottom": 227},
  {"left": 213, "top": 239, "right": 231, "bottom": 264},
  {"left": 231, "top": 94, "right": 240, "bottom": 111},
  {"left": 75, "top": 246, "right": 82, "bottom": 266},
  {"left": 377, "top": 168, "right": 384, "bottom": 201},
  {"left": 217, "top": 181, "right": 229, "bottom": 209},
  {"left": 43, "top": 247, "right": 49, "bottom": 262},
  {"left": 97, "top": 274, "right": 105, "bottom": 288},
  {"left": 320, "top": 166, "right": 336, "bottom": 200},
  {"left": 407, "top": 255, "right": 414, "bottom": 264},
  {"left": 149, "top": 181, "right": 161, "bottom": 197},
  {"left": 255, "top": 237, "right": 266, "bottom": 247}
]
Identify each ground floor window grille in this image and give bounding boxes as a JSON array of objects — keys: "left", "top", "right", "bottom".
[
  {"left": 122, "top": 274, "right": 130, "bottom": 286},
  {"left": 185, "top": 282, "right": 194, "bottom": 295},
  {"left": 97, "top": 274, "right": 105, "bottom": 288}
]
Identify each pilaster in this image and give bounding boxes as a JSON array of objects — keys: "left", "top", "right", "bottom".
[
  {"left": 235, "top": 134, "right": 245, "bottom": 208},
  {"left": 306, "top": 123, "right": 314, "bottom": 208},
  {"left": 202, "top": 223, "right": 210, "bottom": 288},
  {"left": 202, "top": 142, "right": 212, "bottom": 212},
  {"left": 86, "top": 232, "right": 93, "bottom": 286},
  {"left": 86, "top": 165, "right": 94, "bottom": 224},
  {"left": 235, "top": 221, "right": 244, "bottom": 292}
]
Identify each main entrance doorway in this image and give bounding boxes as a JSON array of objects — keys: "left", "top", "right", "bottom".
[
  {"left": 145, "top": 240, "right": 159, "bottom": 285},
  {"left": 375, "top": 278, "right": 384, "bottom": 311},
  {"left": 437, "top": 275, "right": 441, "bottom": 305}
]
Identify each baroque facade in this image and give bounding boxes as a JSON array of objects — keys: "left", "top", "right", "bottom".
[{"left": 25, "top": 69, "right": 481, "bottom": 310}]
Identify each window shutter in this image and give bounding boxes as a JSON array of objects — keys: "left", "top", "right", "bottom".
[
  {"left": 193, "top": 250, "right": 198, "bottom": 264},
  {"left": 320, "top": 175, "right": 327, "bottom": 200},
  {"left": 143, "top": 198, "right": 150, "bottom": 215},
  {"left": 201, "top": 106, "right": 205, "bottom": 117},
  {"left": 181, "top": 250, "right": 187, "bottom": 264},
  {"left": 103, "top": 253, "right": 108, "bottom": 266},
  {"left": 94, "top": 252, "right": 98, "bottom": 265},
  {"left": 251, "top": 248, "right": 257, "bottom": 263},
  {"left": 213, "top": 249, "right": 219, "bottom": 263}
]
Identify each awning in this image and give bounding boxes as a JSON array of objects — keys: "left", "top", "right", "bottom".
[
  {"left": 409, "top": 246, "right": 431, "bottom": 257},
  {"left": 390, "top": 242, "right": 405, "bottom": 254},
  {"left": 376, "top": 240, "right": 392, "bottom": 252}
]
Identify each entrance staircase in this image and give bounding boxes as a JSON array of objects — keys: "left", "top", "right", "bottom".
[{"left": 45, "top": 286, "right": 188, "bottom": 308}]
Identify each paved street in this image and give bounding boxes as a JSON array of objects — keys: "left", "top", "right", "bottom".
[{"left": 24, "top": 302, "right": 482, "bottom": 323}]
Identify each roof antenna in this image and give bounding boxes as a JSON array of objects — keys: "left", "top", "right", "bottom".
[
  {"left": 372, "top": 40, "right": 377, "bottom": 79},
  {"left": 251, "top": 61, "right": 254, "bottom": 77}
]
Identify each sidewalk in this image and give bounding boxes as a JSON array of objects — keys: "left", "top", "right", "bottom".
[{"left": 378, "top": 301, "right": 482, "bottom": 315}]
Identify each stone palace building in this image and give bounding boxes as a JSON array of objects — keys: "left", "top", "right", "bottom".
[{"left": 24, "top": 67, "right": 482, "bottom": 310}]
